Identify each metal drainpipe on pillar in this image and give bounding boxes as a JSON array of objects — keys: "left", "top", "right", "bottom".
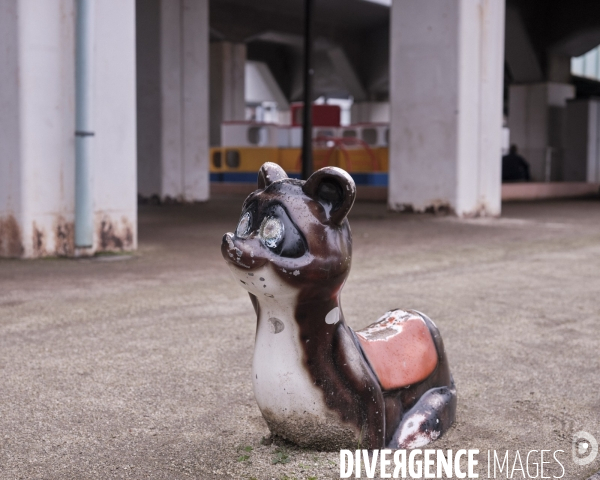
[{"left": 75, "top": 0, "right": 95, "bottom": 254}]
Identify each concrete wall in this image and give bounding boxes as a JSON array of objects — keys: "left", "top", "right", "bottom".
[
  {"left": 0, "top": 0, "right": 137, "bottom": 258},
  {"left": 137, "top": 0, "right": 210, "bottom": 201},
  {"left": 389, "top": 0, "right": 505, "bottom": 216}
]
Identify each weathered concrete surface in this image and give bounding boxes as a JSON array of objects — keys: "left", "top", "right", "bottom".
[
  {"left": 389, "top": 1, "right": 505, "bottom": 217},
  {"left": 0, "top": 0, "right": 137, "bottom": 259},
  {"left": 0, "top": 197, "right": 599, "bottom": 479}
]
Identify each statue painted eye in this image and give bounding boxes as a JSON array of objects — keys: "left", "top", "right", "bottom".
[
  {"left": 259, "top": 216, "right": 284, "bottom": 248},
  {"left": 236, "top": 211, "right": 252, "bottom": 238}
]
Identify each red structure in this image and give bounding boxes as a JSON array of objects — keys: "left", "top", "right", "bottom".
[{"left": 291, "top": 103, "right": 341, "bottom": 127}]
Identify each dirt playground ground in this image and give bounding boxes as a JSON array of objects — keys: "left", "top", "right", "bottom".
[{"left": 1, "top": 196, "right": 599, "bottom": 479}]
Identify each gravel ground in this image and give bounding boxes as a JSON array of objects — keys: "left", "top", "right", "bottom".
[{"left": 1, "top": 196, "right": 599, "bottom": 479}]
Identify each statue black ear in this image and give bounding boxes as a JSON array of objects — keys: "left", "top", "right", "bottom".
[
  {"left": 258, "top": 162, "right": 288, "bottom": 189},
  {"left": 302, "top": 167, "right": 356, "bottom": 225}
]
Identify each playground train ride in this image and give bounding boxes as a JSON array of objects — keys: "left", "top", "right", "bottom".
[{"left": 210, "top": 104, "right": 390, "bottom": 187}]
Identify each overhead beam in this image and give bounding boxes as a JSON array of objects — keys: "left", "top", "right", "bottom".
[{"left": 504, "top": 5, "right": 543, "bottom": 83}]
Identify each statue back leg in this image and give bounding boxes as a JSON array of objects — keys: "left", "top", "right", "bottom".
[{"left": 388, "top": 381, "right": 457, "bottom": 448}]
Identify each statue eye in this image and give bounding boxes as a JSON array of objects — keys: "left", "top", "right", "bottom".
[
  {"left": 236, "top": 211, "right": 252, "bottom": 238},
  {"left": 259, "top": 216, "right": 284, "bottom": 248}
]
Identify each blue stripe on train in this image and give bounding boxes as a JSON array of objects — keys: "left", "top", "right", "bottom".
[
  {"left": 210, "top": 172, "right": 303, "bottom": 182},
  {"left": 349, "top": 173, "right": 388, "bottom": 186},
  {"left": 211, "top": 172, "right": 387, "bottom": 186}
]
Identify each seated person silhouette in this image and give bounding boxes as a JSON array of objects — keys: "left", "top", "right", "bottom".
[{"left": 502, "top": 144, "right": 531, "bottom": 182}]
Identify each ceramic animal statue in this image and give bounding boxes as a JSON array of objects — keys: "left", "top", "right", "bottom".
[{"left": 221, "top": 162, "right": 456, "bottom": 450}]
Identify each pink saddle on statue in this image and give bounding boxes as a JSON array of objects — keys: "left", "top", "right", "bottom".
[{"left": 356, "top": 310, "right": 439, "bottom": 391}]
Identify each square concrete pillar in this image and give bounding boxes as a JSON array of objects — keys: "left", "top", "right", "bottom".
[
  {"left": 388, "top": 0, "right": 505, "bottom": 216},
  {"left": 508, "top": 83, "right": 575, "bottom": 181},
  {"left": 210, "top": 42, "right": 247, "bottom": 146},
  {"left": 0, "top": 0, "right": 137, "bottom": 258},
  {"left": 137, "top": 0, "right": 210, "bottom": 201},
  {"left": 564, "top": 99, "right": 600, "bottom": 183}
]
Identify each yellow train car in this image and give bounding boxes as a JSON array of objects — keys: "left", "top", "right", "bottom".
[{"left": 210, "top": 122, "right": 390, "bottom": 186}]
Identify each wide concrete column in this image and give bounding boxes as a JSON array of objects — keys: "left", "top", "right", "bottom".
[
  {"left": 388, "top": 0, "right": 505, "bottom": 217},
  {"left": 137, "top": 0, "right": 209, "bottom": 201},
  {"left": 351, "top": 102, "right": 390, "bottom": 124},
  {"left": 210, "top": 42, "right": 247, "bottom": 146},
  {"left": 0, "top": 0, "right": 137, "bottom": 258},
  {"left": 508, "top": 83, "right": 575, "bottom": 181}
]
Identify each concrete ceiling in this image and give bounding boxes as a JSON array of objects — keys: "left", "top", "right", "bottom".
[
  {"left": 210, "top": 0, "right": 389, "bottom": 42},
  {"left": 210, "top": 0, "right": 600, "bottom": 102},
  {"left": 508, "top": 0, "right": 600, "bottom": 71},
  {"left": 210, "top": 0, "right": 390, "bottom": 102}
]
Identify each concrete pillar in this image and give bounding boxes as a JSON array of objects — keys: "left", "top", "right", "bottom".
[
  {"left": 564, "top": 99, "right": 600, "bottom": 183},
  {"left": 350, "top": 102, "right": 390, "bottom": 124},
  {"left": 0, "top": 0, "right": 137, "bottom": 258},
  {"left": 508, "top": 83, "right": 575, "bottom": 181},
  {"left": 388, "top": 0, "right": 505, "bottom": 217},
  {"left": 137, "top": 0, "right": 209, "bottom": 201},
  {"left": 547, "top": 54, "right": 572, "bottom": 84},
  {"left": 210, "top": 42, "right": 247, "bottom": 146}
]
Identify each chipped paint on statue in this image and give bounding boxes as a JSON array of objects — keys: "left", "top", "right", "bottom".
[{"left": 221, "top": 162, "right": 457, "bottom": 450}]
